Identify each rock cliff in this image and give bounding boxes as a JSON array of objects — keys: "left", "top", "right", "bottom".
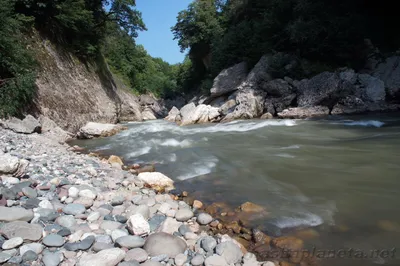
[{"left": 30, "top": 34, "right": 142, "bottom": 133}]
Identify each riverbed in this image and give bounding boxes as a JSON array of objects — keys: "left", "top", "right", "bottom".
[{"left": 73, "top": 113, "right": 400, "bottom": 266}]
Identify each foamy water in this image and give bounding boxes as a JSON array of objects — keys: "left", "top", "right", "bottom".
[{"left": 331, "top": 119, "right": 385, "bottom": 127}]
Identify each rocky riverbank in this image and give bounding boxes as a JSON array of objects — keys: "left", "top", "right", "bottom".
[
  {"left": 165, "top": 54, "right": 400, "bottom": 125},
  {"left": 0, "top": 126, "right": 317, "bottom": 266}
]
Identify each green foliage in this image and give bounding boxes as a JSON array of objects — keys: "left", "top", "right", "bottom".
[
  {"left": 103, "top": 23, "right": 179, "bottom": 98},
  {"left": 0, "top": 0, "right": 37, "bottom": 117},
  {"left": 172, "top": 0, "right": 223, "bottom": 59},
  {"left": 15, "top": 0, "right": 146, "bottom": 58},
  {"left": 173, "top": 0, "right": 400, "bottom": 93}
]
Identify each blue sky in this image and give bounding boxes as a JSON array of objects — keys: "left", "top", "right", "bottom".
[{"left": 135, "top": 0, "right": 192, "bottom": 64}]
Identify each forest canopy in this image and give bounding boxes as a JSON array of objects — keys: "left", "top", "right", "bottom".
[{"left": 172, "top": 0, "right": 399, "bottom": 92}]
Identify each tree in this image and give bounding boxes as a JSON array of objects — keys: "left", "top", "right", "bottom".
[
  {"left": 0, "top": 0, "right": 36, "bottom": 117},
  {"left": 15, "top": 0, "right": 146, "bottom": 57},
  {"left": 105, "top": 0, "right": 146, "bottom": 38},
  {"left": 172, "top": 0, "right": 223, "bottom": 60}
]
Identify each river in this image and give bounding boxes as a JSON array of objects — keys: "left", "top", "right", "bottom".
[{"left": 73, "top": 113, "right": 400, "bottom": 266}]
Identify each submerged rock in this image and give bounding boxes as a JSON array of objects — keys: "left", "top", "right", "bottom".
[{"left": 278, "top": 106, "right": 330, "bottom": 119}]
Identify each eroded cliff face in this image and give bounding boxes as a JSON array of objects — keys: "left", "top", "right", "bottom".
[{"left": 31, "top": 34, "right": 142, "bottom": 133}]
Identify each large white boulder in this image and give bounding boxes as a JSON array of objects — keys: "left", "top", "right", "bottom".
[
  {"left": 77, "top": 122, "right": 125, "bottom": 139},
  {"left": 179, "top": 104, "right": 221, "bottom": 126},
  {"left": 137, "top": 172, "right": 174, "bottom": 190}
]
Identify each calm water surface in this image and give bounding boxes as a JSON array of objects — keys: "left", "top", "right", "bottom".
[{"left": 74, "top": 113, "right": 400, "bottom": 266}]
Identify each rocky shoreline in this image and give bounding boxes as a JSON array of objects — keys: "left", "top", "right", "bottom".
[
  {"left": 164, "top": 55, "right": 400, "bottom": 126},
  {"left": 0, "top": 126, "right": 318, "bottom": 266}
]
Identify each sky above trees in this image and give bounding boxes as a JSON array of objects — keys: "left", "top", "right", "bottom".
[{"left": 135, "top": 0, "right": 192, "bottom": 64}]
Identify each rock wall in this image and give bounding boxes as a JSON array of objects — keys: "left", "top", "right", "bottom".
[
  {"left": 166, "top": 54, "right": 400, "bottom": 124},
  {"left": 30, "top": 34, "right": 142, "bottom": 133}
]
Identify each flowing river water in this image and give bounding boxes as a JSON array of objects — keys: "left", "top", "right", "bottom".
[{"left": 73, "top": 113, "right": 400, "bottom": 266}]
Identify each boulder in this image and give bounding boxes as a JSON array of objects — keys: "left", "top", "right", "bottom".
[
  {"left": 277, "top": 106, "right": 330, "bottom": 119},
  {"left": 261, "top": 79, "right": 293, "bottom": 97},
  {"left": 296, "top": 72, "right": 354, "bottom": 110},
  {"left": 77, "top": 122, "right": 126, "bottom": 139},
  {"left": 240, "top": 202, "right": 266, "bottom": 213},
  {"left": 137, "top": 172, "right": 174, "bottom": 190},
  {"left": 179, "top": 103, "right": 196, "bottom": 125},
  {"left": 142, "top": 107, "right": 157, "bottom": 121},
  {"left": 357, "top": 74, "right": 386, "bottom": 102},
  {"left": 263, "top": 94, "right": 297, "bottom": 116},
  {"left": 165, "top": 106, "right": 181, "bottom": 123},
  {"left": 139, "top": 94, "right": 167, "bottom": 118},
  {"left": 180, "top": 104, "right": 221, "bottom": 126},
  {"left": 241, "top": 55, "right": 272, "bottom": 88},
  {"left": 373, "top": 56, "right": 400, "bottom": 99},
  {"left": 143, "top": 232, "right": 187, "bottom": 257},
  {"left": 1, "top": 115, "right": 41, "bottom": 134},
  {"left": 38, "top": 115, "right": 74, "bottom": 143},
  {"left": 210, "top": 62, "right": 248, "bottom": 98},
  {"left": 222, "top": 89, "right": 266, "bottom": 121},
  {"left": 332, "top": 97, "right": 400, "bottom": 115},
  {"left": 0, "top": 154, "right": 20, "bottom": 175}
]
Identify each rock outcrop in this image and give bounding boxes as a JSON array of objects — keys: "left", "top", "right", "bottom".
[
  {"left": 372, "top": 56, "right": 400, "bottom": 99},
  {"left": 115, "top": 89, "right": 142, "bottom": 122},
  {"left": 139, "top": 94, "right": 168, "bottom": 120},
  {"left": 296, "top": 71, "right": 354, "bottom": 110},
  {"left": 210, "top": 62, "right": 248, "bottom": 98},
  {"left": 168, "top": 53, "right": 400, "bottom": 125}
]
